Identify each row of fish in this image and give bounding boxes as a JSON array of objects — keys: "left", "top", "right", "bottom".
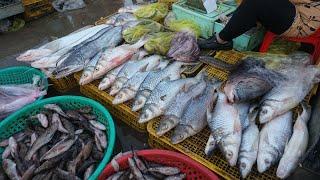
[
  {"left": 106, "top": 151, "right": 186, "bottom": 180},
  {"left": 0, "top": 104, "right": 107, "bottom": 180},
  {"left": 0, "top": 75, "right": 46, "bottom": 120}
]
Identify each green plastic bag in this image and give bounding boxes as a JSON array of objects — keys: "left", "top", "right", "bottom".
[
  {"left": 134, "top": 3, "right": 169, "bottom": 22},
  {"left": 144, "top": 32, "right": 176, "bottom": 55},
  {"left": 123, "top": 20, "right": 163, "bottom": 44},
  {"left": 167, "top": 19, "right": 201, "bottom": 38}
]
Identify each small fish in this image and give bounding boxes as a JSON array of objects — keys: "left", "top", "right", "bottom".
[
  {"left": 106, "top": 171, "right": 125, "bottom": 180},
  {"left": 34, "top": 113, "right": 48, "bottom": 128},
  {"left": 26, "top": 122, "right": 58, "bottom": 160},
  {"left": 94, "top": 129, "right": 107, "bottom": 149},
  {"left": 128, "top": 157, "right": 144, "bottom": 180},
  {"left": 44, "top": 104, "right": 68, "bottom": 117},
  {"left": 2, "top": 146, "right": 11, "bottom": 159},
  {"left": 66, "top": 110, "right": 86, "bottom": 121},
  {"left": 82, "top": 113, "right": 97, "bottom": 120},
  {"left": 8, "top": 137, "right": 18, "bottom": 158},
  {"left": 77, "top": 159, "right": 97, "bottom": 176},
  {"left": 133, "top": 151, "right": 147, "bottom": 173},
  {"left": 148, "top": 166, "right": 180, "bottom": 176},
  {"left": 21, "top": 164, "right": 36, "bottom": 180},
  {"left": 2, "top": 159, "right": 21, "bottom": 180},
  {"left": 164, "top": 173, "right": 187, "bottom": 180},
  {"left": 98, "top": 64, "right": 125, "bottom": 91},
  {"left": 40, "top": 136, "right": 77, "bottom": 161},
  {"left": 77, "top": 106, "right": 93, "bottom": 114},
  {"left": 0, "top": 132, "right": 25, "bottom": 147},
  {"left": 89, "top": 120, "right": 106, "bottom": 131},
  {"left": 52, "top": 113, "right": 68, "bottom": 133},
  {"left": 30, "top": 133, "right": 38, "bottom": 146},
  {"left": 55, "top": 168, "right": 81, "bottom": 180},
  {"left": 84, "top": 164, "right": 95, "bottom": 180},
  {"left": 69, "top": 140, "right": 93, "bottom": 174},
  {"left": 60, "top": 117, "right": 75, "bottom": 135}
]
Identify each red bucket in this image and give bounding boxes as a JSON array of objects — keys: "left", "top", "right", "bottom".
[{"left": 99, "top": 149, "right": 219, "bottom": 179}]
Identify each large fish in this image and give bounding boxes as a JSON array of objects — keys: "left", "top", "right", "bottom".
[
  {"left": 224, "top": 58, "right": 285, "bottom": 103},
  {"left": 109, "top": 55, "right": 163, "bottom": 96},
  {"left": 112, "top": 60, "right": 170, "bottom": 104},
  {"left": 206, "top": 91, "right": 242, "bottom": 166},
  {"left": 171, "top": 81, "right": 220, "bottom": 144},
  {"left": 259, "top": 65, "right": 320, "bottom": 123},
  {"left": 139, "top": 73, "right": 205, "bottom": 123},
  {"left": 53, "top": 26, "right": 123, "bottom": 78},
  {"left": 132, "top": 61, "right": 187, "bottom": 112},
  {"left": 156, "top": 80, "right": 207, "bottom": 136},
  {"left": 238, "top": 121, "right": 259, "bottom": 178},
  {"left": 93, "top": 37, "right": 148, "bottom": 79},
  {"left": 277, "top": 103, "right": 311, "bottom": 179},
  {"left": 257, "top": 111, "right": 293, "bottom": 173},
  {"left": 17, "top": 25, "right": 109, "bottom": 62},
  {"left": 79, "top": 51, "right": 102, "bottom": 85}
]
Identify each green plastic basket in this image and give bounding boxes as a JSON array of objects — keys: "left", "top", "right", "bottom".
[
  {"left": 0, "top": 96, "right": 116, "bottom": 180},
  {"left": 0, "top": 66, "right": 48, "bottom": 100}
]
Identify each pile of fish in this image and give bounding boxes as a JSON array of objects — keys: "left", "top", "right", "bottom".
[
  {"left": 0, "top": 75, "right": 46, "bottom": 120},
  {"left": 0, "top": 104, "right": 107, "bottom": 180},
  {"left": 106, "top": 151, "right": 186, "bottom": 180}
]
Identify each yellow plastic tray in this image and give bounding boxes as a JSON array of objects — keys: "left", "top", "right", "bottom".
[{"left": 49, "top": 75, "right": 77, "bottom": 93}]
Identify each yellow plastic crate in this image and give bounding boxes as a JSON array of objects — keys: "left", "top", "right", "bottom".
[
  {"left": 74, "top": 72, "right": 147, "bottom": 133},
  {"left": 49, "top": 75, "right": 77, "bottom": 93}
]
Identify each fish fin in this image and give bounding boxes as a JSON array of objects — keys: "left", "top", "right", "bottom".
[{"left": 139, "top": 64, "right": 148, "bottom": 72}]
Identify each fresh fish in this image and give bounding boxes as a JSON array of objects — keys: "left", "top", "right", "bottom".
[
  {"left": 235, "top": 103, "right": 250, "bottom": 131},
  {"left": 69, "top": 140, "right": 93, "bottom": 174},
  {"left": 224, "top": 58, "right": 285, "bottom": 103},
  {"left": 89, "top": 120, "right": 106, "bottom": 131},
  {"left": 52, "top": 113, "right": 68, "bottom": 133},
  {"left": 94, "top": 129, "right": 107, "bottom": 149},
  {"left": 257, "top": 111, "right": 293, "bottom": 173},
  {"left": 2, "top": 146, "right": 11, "bottom": 159},
  {"left": 157, "top": 80, "right": 207, "bottom": 136},
  {"left": 84, "top": 164, "right": 94, "bottom": 180},
  {"left": 113, "top": 60, "right": 169, "bottom": 104},
  {"left": 109, "top": 55, "right": 163, "bottom": 96},
  {"left": 44, "top": 104, "right": 68, "bottom": 117},
  {"left": 164, "top": 173, "right": 187, "bottom": 180},
  {"left": 171, "top": 81, "right": 219, "bottom": 144},
  {"left": 60, "top": 117, "right": 75, "bottom": 135},
  {"left": 26, "top": 122, "right": 58, "bottom": 160},
  {"left": 40, "top": 136, "right": 77, "bottom": 161},
  {"left": 21, "top": 164, "right": 36, "bottom": 180},
  {"left": 2, "top": 159, "right": 21, "bottom": 180},
  {"left": 132, "top": 151, "right": 147, "bottom": 173},
  {"left": 128, "top": 157, "right": 144, "bottom": 180},
  {"left": 132, "top": 61, "right": 187, "bottom": 112},
  {"left": 93, "top": 37, "right": 148, "bottom": 79},
  {"left": 55, "top": 168, "right": 81, "bottom": 180},
  {"left": 66, "top": 110, "right": 86, "bottom": 121},
  {"left": 259, "top": 65, "right": 320, "bottom": 123},
  {"left": 17, "top": 25, "right": 109, "bottom": 62},
  {"left": 98, "top": 64, "right": 125, "bottom": 90},
  {"left": 106, "top": 171, "right": 125, "bottom": 180},
  {"left": 79, "top": 51, "right": 102, "bottom": 85},
  {"left": 35, "top": 149, "right": 72, "bottom": 174},
  {"left": 147, "top": 166, "right": 180, "bottom": 176},
  {"left": 8, "top": 137, "right": 18, "bottom": 158},
  {"left": 0, "top": 132, "right": 25, "bottom": 147},
  {"left": 53, "top": 26, "right": 123, "bottom": 78},
  {"left": 77, "top": 159, "right": 97, "bottom": 176},
  {"left": 238, "top": 122, "right": 259, "bottom": 178},
  {"left": 206, "top": 91, "right": 242, "bottom": 166},
  {"left": 34, "top": 113, "right": 48, "bottom": 128},
  {"left": 277, "top": 103, "right": 311, "bottom": 179}
]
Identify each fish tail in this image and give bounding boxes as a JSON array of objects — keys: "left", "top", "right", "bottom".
[{"left": 299, "top": 102, "right": 311, "bottom": 123}]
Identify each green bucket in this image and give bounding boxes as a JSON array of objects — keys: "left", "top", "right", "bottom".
[
  {"left": 0, "top": 96, "right": 116, "bottom": 180},
  {"left": 0, "top": 66, "right": 48, "bottom": 100}
]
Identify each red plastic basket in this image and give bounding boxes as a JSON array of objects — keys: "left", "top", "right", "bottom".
[{"left": 98, "top": 149, "right": 219, "bottom": 180}]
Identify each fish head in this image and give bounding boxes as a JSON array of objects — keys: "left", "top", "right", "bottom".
[
  {"left": 204, "top": 134, "right": 216, "bottom": 156},
  {"left": 156, "top": 116, "right": 177, "bottom": 136},
  {"left": 171, "top": 125, "right": 191, "bottom": 144},
  {"left": 79, "top": 71, "right": 93, "bottom": 85},
  {"left": 113, "top": 89, "right": 134, "bottom": 105},
  {"left": 257, "top": 150, "right": 274, "bottom": 173},
  {"left": 239, "top": 157, "right": 254, "bottom": 178},
  {"left": 109, "top": 81, "right": 124, "bottom": 96},
  {"left": 132, "top": 91, "right": 149, "bottom": 112},
  {"left": 276, "top": 157, "right": 297, "bottom": 179},
  {"left": 259, "top": 105, "right": 275, "bottom": 124},
  {"left": 139, "top": 104, "right": 162, "bottom": 123},
  {"left": 98, "top": 75, "right": 116, "bottom": 90},
  {"left": 220, "top": 133, "right": 241, "bottom": 166},
  {"left": 17, "top": 49, "right": 53, "bottom": 62},
  {"left": 93, "top": 64, "right": 105, "bottom": 79}
]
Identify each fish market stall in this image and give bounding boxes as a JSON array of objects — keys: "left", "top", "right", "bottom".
[{"left": 0, "top": 0, "right": 320, "bottom": 179}]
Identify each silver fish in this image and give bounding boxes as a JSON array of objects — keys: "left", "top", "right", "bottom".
[
  {"left": 52, "top": 113, "right": 68, "bottom": 133},
  {"left": 8, "top": 137, "right": 18, "bottom": 158},
  {"left": 147, "top": 166, "right": 180, "bottom": 176},
  {"left": 164, "top": 173, "right": 187, "bottom": 180},
  {"left": 89, "top": 120, "right": 106, "bottom": 131},
  {"left": 2, "top": 146, "right": 11, "bottom": 159},
  {"left": 35, "top": 113, "right": 48, "bottom": 128},
  {"left": 128, "top": 157, "right": 144, "bottom": 180},
  {"left": 235, "top": 103, "right": 250, "bottom": 131},
  {"left": 259, "top": 65, "right": 320, "bottom": 123},
  {"left": 79, "top": 51, "right": 102, "bottom": 85},
  {"left": 139, "top": 73, "right": 204, "bottom": 123},
  {"left": 206, "top": 91, "right": 242, "bottom": 166},
  {"left": 40, "top": 136, "right": 77, "bottom": 161},
  {"left": 112, "top": 60, "right": 169, "bottom": 104},
  {"left": 44, "top": 104, "right": 68, "bottom": 117},
  {"left": 109, "top": 55, "right": 163, "bottom": 96},
  {"left": 277, "top": 103, "right": 311, "bottom": 179},
  {"left": 84, "top": 164, "right": 94, "bottom": 180},
  {"left": 257, "top": 111, "right": 293, "bottom": 173},
  {"left": 132, "top": 61, "right": 187, "bottom": 112},
  {"left": 98, "top": 64, "right": 125, "bottom": 90},
  {"left": 94, "top": 129, "right": 107, "bottom": 149},
  {"left": 171, "top": 82, "right": 219, "bottom": 144},
  {"left": 2, "top": 159, "right": 21, "bottom": 180},
  {"left": 238, "top": 122, "right": 259, "bottom": 178},
  {"left": 157, "top": 80, "right": 207, "bottom": 136},
  {"left": 0, "top": 132, "right": 25, "bottom": 147}
]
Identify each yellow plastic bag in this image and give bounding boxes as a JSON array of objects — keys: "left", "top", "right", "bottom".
[
  {"left": 144, "top": 32, "right": 176, "bottom": 55},
  {"left": 167, "top": 19, "right": 201, "bottom": 38},
  {"left": 134, "top": 3, "right": 169, "bottom": 22},
  {"left": 122, "top": 20, "right": 163, "bottom": 44}
]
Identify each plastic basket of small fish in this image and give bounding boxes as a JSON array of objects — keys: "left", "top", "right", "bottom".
[
  {"left": 99, "top": 149, "right": 220, "bottom": 179},
  {"left": 145, "top": 52, "right": 320, "bottom": 179},
  {"left": 0, "top": 95, "right": 116, "bottom": 180},
  {"left": 0, "top": 66, "right": 48, "bottom": 121}
]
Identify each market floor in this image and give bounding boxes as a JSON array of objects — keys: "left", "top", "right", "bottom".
[{"left": 0, "top": 0, "right": 148, "bottom": 154}]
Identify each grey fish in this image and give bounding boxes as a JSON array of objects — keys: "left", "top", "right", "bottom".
[
  {"left": 109, "top": 55, "right": 163, "bottom": 96},
  {"left": 44, "top": 104, "right": 68, "bottom": 117},
  {"left": 21, "top": 164, "right": 36, "bottom": 180},
  {"left": 53, "top": 26, "right": 123, "bottom": 78},
  {"left": 139, "top": 73, "right": 204, "bottom": 123},
  {"left": 34, "top": 113, "right": 48, "bottom": 128},
  {"left": 40, "top": 136, "right": 77, "bottom": 161},
  {"left": 89, "top": 120, "right": 106, "bottom": 131},
  {"left": 8, "top": 137, "right": 18, "bottom": 158},
  {"left": 55, "top": 168, "right": 81, "bottom": 180},
  {"left": 224, "top": 58, "right": 285, "bottom": 103},
  {"left": 147, "top": 166, "right": 180, "bottom": 176},
  {"left": 2, "top": 146, "right": 10, "bottom": 159},
  {"left": 206, "top": 91, "right": 242, "bottom": 166},
  {"left": 106, "top": 171, "right": 125, "bottom": 180},
  {"left": 60, "top": 117, "right": 75, "bottom": 135},
  {"left": 79, "top": 51, "right": 102, "bottom": 85},
  {"left": 52, "top": 113, "right": 68, "bottom": 133},
  {"left": 235, "top": 103, "right": 250, "bottom": 131},
  {"left": 113, "top": 60, "right": 169, "bottom": 104},
  {"left": 77, "top": 106, "right": 92, "bottom": 114},
  {"left": 171, "top": 81, "right": 219, "bottom": 144},
  {"left": 26, "top": 122, "right": 58, "bottom": 160},
  {"left": 132, "top": 61, "right": 188, "bottom": 112},
  {"left": 277, "top": 103, "right": 311, "bottom": 179},
  {"left": 238, "top": 122, "right": 259, "bottom": 178},
  {"left": 128, "top": 157, "right": 144, "bottom": 180},
  {"left": 69, "top": 140, "right": 93, "bottom": 174},
  {"left": 259, "top": 65, "right": 320, "bottom": 123},
  {"left": 84, "top": 164, "right": 95, "bottom": 180},
  {"left": 164, "top": 173, "right": 187, "bottom": 180},
  {"left": 98, "top": 64, "right": 125, "bottom": 90},
  {"left": 156, "top": 80, "right": 207, "bottom": 136},
  {"left": 0, "top": 132, "right": 25, "bottom": 147},
  {"left": 257, "top": 111, "right": 293, "bottom": 173},
  {"left": 94, "top": 129, "right": 107, "bottom": 149},
  {"left": 2, "top": 159, "right": 21, "bottom": 180}
]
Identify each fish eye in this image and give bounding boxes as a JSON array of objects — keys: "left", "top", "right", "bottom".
[
  {"left": 240, "top": 162, "right": 246, "bottom": 169},
  {"left": 179, "top": 134, "right": 184, "bottom": 139},
  {"left": 264, "top": 159, "right": 270, "bottom": 165},
  {"left": 162, "top": 124, "right": 168, "bottom": 130},
  {"left": 226, "top": 151, "right": 233, "bottom": 159},
  {"left": 261, "top": 109, "right": 268, "bottom": 114}
]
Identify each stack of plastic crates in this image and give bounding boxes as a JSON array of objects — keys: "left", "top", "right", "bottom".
[{"left": 22, "top": 0, "right": 54, "bottom": 21}]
